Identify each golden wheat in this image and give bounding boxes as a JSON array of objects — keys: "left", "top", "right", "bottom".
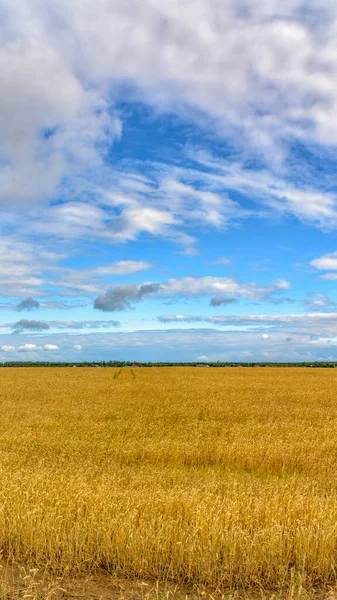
[{"left": 0, "top": 367, "right": 336, "bottom": 593}]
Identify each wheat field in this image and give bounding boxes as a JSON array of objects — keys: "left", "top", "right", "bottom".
[{"left": 0, "top": 366, "right": 337, "bottom": 595}]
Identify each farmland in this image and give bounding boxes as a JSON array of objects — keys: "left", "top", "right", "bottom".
[{"left": 0, "top": 367, "right": 337, "bottom": 598}]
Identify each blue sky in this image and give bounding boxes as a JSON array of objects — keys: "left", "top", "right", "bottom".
[{"left": 1, "top": 0, "right": 337, "bottom": 362}]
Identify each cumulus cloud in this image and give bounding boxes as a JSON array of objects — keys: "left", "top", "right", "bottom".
[
  {"left": 94, "top": 284, "right": 141, "bottom": 311},
  {"left": 310, "top": 253, "right": 337, "bottom": 279},
  {"left": 210, "top": 296, "right": 237, "bottom": 307},
  {"left": 1, "top": 345, "right": 15, "bottom": 352},
  {"left": 42, "top": 344, "right": 59, "bottom": 351},
  {"left": 74, "top": 344, "right": 82, "bottom": 351},
  {"left": 261, "top": 334, "right": 270, "bottom": 340},
  {"left": 94, "top": 283, "right": 160, "bottom": 312},
  {"left": 311, "top": 253, "right": 337, "bottom": 271},
  {"left": 18, "top": 344, "right": 37, "bottom": 352},
  {"left": 12, "top": 320, "right": 49, "bottom": 332},
  {"left": 17, "top": 297, "right": 40, "bottom": 311}
]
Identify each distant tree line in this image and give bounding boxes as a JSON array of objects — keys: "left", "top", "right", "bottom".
[{"left": 1, "top": 361, "right": 337, "bottom": 368}]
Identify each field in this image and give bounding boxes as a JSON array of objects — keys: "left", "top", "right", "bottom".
[{"left": 0, "top": 367, "right": 337, "bottom": 599}]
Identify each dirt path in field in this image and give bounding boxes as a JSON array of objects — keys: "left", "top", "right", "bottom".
[{"left": 1, "top": 568, "right": 337, "bottom": 600}]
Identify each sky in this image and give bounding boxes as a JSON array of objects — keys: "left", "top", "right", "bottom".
[{"left": 1, "top": 1, "right": 337, "bottom": 362}]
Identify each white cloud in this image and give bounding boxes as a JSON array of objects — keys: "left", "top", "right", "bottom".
[
  {"left": 158, "top": 312, "right": 337, "bottom": 327},
  {"left": 1, "top": 323, "right": 337, "bottom": 362},
  {"left": 0, "top": 240, "right": 154, "bottom": 299},
  {"left": 47, "top": 320, "right": 119, "bottom": 330},
  {"left": 1, "top": 345, "right": 15, "bottom": 352},
  {"left": 93, "top": 154, "right": 337, "bottom": 246},
  {"left": 159, "top": 314, "right": 197, "bottom": 323},
  {"left": 2, "top": 0, "right": 337, "bottom": 317},
  {"left": 0, "top": 319, "right": 120, "bottom": 331},
  {"left": 26, "top": 0, "right": 337, "bottom": 155},
  {"left": 190, "top": 153, "right": 337, "bottom": 229},
  {"left": 1, "top": 1, "right": 337, "bottom": 216},
  {"left": 310, "top": 253, "right": 337, "bottom": 281},
  {"left": 51, "top": 260, "right": 154, "bottom": 296},
  {"left": 157, "top": 312, "right": 337, "bottom": 347},
  {"left": 42, "top": 344, "right": 59, "bottom": 351},
  {"left": 100, "top": 166, "right": 245, "bottom": 249},
  {"left": 0, "top": 238, "right": 60, "bottom": 297},
  {"left": 18, "top": 343, "right": 37, "bottom": 352},
  {"left": 274, "top": 280, "right": 291, "bottom": 290},
  {"left": 34, "top": 203, "right": 108, "bottom": 239},
  {"left": 6, "top": 327, "right": 331, "bottom": 363},
  {"left": 94, "top": 275, "right": 291, "bottom": 311},
  {"left": 160, "top": 276, "right": 290, "bottom": 302},
  {"left": 305, "top": 293, "right": 336, "bottom": 309},
  {"left": 197, "top": 355, "right": 209, "bottom": 361},
  {"left": 319, "top": 273, "right": 337, "bottom": 281},
  {"left": 108, "top": 206, "right": 178, "bottom": 241},
  {"left": 311, "top": 252, "right": 337, "bottom": 271},
  {"left": 94, "top": 261, "right": 154, "bottom": 276},
  {"left": 74, "top": 344, "right": 82, "bottom": 351},
  {"left": 0, "top": 8, "right": 121, "bottom": 207}
]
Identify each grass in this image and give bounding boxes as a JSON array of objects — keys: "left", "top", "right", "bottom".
[{"left": 0, "top": 367, "right": 336, "bottom": 596}]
